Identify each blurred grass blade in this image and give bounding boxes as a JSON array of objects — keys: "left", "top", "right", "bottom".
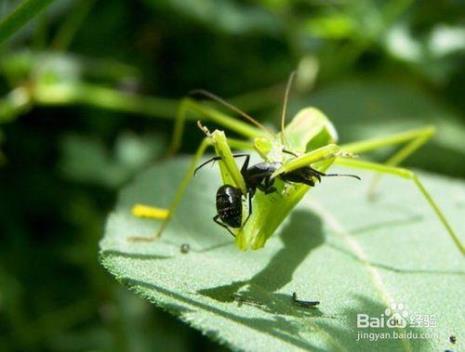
[
  {"left": 52, "top": 0, "right": 95, "bottom": 50},
  {"left": 0, "top": 0, "right": 55, "bottom": 45}
]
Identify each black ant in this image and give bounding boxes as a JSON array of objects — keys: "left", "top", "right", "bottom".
[
  {"left": 194, "top": 153, "right": 277, "bottom": 237},
  {"left": 195, "top": 152, "right": 360, "bottom": 236}
]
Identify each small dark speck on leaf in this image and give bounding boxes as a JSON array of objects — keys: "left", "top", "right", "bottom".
[
  {"left": 180, "top": 243, "right": 190, "bottom": 254},
  {"left": 449, "top": 335, "right": 456, "bottom": 344},
  {"left": 292, "top": 292, "right": 319, "bottom": 308}
]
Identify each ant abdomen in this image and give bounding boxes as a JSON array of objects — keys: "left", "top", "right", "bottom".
[{"left": 215, "top": 185, "right": 243, "bottom": 229}]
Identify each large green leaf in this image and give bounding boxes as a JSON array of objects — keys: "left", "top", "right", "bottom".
[{"left": 100, "top": 157, "right": 465, "bottom": 352}]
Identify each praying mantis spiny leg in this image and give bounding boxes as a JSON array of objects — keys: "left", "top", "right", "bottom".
[
  {"left": 269, "top": 132, "right": 464, "bottom": 255},
  {"left": 271, "top": 144, "right": 341, "bottom": 178},
  {"left": 340, "top": 126, "right": 435, "bottom": 156},
  {"left": 129, "top": 137, "right": 254, "bottom": 242},
  {"left": 334, "top": 158, "right": 465, "bottom": 255},
  {"left": 340, "top": 126, "right": 435, "bottom": 196}
]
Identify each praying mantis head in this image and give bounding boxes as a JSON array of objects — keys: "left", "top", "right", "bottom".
[
  {"left": 204, "top": 105, "right": 340, "bottom": 250},
  {"left": 237, "top": 108, "right": 340, "bottom": 250}
]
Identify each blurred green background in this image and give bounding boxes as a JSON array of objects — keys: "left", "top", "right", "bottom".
[{"left": 1, "top": 0, "right": 465, "bottom": 351}]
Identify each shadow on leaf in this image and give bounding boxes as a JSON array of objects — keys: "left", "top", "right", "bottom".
[{"left": 198, "top": 209, "right": 325, "bottom": 318}]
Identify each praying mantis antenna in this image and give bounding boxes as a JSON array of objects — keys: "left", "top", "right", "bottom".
[
  {"left": 189, "top": 89, "right": 273, "bottom": 135},
  {"left": 280, "top": 71, "right": 297, "bottom": 147}
]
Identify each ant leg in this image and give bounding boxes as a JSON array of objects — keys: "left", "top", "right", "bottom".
[
  {"left": 309, "top": 167, "right": 360, "bottom": 181},
  {"left": 303, "top": 168, "right": 322, "bottom": 183},
  {"left": 213, "top": 215, "right": 236, "bottom": 237},
  {"left": 195, "top": 154, "right": 250, "bottom": 175},
  {"left": 280, "top": 171, "right": 316, "bottom": 187},
  {"left": 239, "top": 154, "right": 250, "bottom": 175},
  {"left": 194, "top": 156, "right": 223, "bottom": 175},
  {"left": 257, "top": 176, "right": 276, "bottom": 194}
]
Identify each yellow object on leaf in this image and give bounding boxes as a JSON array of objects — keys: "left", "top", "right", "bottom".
[{"left": 132, "top": 204, "right": 169, "bottom": 220}]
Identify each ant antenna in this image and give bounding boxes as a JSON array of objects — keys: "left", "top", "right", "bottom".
[
  {"left": 189, "top": 89, "right": 272, "bottom": 134},
  {"left": 280, "top": 71, "right": 297, "bottom": 147},
  {"left": 320, "top": 172, "right": 361, "bottom": 181}
]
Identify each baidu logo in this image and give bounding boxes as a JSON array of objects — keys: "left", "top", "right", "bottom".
[
  {"left": 357, "top": 302, "right": 409, "bottom": 329},
  {"left": 356, "top": 301, "right": 438, "bottom": 342}
]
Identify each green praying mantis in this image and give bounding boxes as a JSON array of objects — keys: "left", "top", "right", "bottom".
[{"left": 131, "top": 72, "right": 465, "bottom": 254}]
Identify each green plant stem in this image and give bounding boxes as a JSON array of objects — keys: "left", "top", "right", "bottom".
[
  {"left": 32, "top": 82, "right": 179, "bottom": 119},
  {"left": 0, "top": 79, "right": 286, "bottom": 125},
  {"left": 0, "top": 0, "right": 55, "bottom": 45}
]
